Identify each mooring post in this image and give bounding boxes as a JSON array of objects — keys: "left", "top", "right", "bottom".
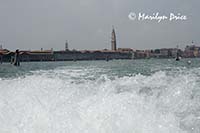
[
  {"left": 0, "top": 55, "right": 2, "bottom": 64},
  {"left": 14, "top": 49, "right": 20, "bottom": 66}
]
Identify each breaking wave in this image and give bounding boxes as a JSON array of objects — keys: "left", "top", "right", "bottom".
[{"left": 0, "top": 66, "right": 200, "bottom": 133}]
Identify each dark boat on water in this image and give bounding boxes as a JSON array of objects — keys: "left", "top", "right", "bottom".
[{"left": 175, "top": 56, "right": 180, "bottom": 61}]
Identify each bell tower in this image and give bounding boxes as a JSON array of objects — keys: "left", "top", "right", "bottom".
[
  {"left": 65, "top": 40, "right": 69, "bottom": 51},
  {"left": 111, "top": 26, "right": 117, "bottom": 51}
]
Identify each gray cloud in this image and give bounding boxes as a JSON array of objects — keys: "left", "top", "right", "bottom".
[{"left": 0, "top": 0, "right": 199, "bottom": 51}]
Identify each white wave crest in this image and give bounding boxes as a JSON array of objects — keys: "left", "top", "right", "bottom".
[{"left": 0, "top": 68, "right": 200, "bottom": 133}]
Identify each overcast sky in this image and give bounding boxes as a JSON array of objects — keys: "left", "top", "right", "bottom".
[{"left": 0, "top": 0, "right": 199, "bottom": 51}]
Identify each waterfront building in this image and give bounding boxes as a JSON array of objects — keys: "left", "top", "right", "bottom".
[
  {"left": 117, "top": 48, "right": 133, "bottom": 52},
  {"left": 65, "top": 40, "right": 69, "bottom": 51},
  {"left": 111, "top": 26, "right": 117, "bottom": 51},
  {"left": 19, "top": 50, "right": 54, "bottom": 62},
  {"left": 144, "top": 50, "right": 151, "bottom": 58},
  {"left": 135, "top": 50, "right": 146, "bottom": 59},
  {"left": 184, "top": 45, "right": 200, "bottom": 58},
  {"left": 160, "top": 48, "right": 169, "bottom": 57}
]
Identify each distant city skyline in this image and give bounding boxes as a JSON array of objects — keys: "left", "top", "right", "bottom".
[{"left": 0, "top": 0, "right": 199, "bottom": 51}]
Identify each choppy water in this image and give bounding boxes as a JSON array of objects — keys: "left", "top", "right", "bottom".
[{"left": 0, "top": 59, "right": 200, "bottom": 133}]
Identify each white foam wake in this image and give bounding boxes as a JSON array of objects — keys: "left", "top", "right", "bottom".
[{"left": 0, "top": 67, "right": 200, "bottom": 133}]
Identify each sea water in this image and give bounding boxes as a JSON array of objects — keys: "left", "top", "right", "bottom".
[{"left": 0, "top": 59, "right": 200, "bottom": 133}]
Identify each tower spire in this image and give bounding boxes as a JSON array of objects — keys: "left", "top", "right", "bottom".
[
  {"left": 65, "top": 40, "right": 69, "bottom": 51},
  {"left": 111, "top": 26, "right": 117, "bottom": 51},
  {"left": 112, "top": 25, "right": 114, "bottom": 29}
]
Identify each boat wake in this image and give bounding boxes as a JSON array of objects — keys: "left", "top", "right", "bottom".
[{"left": 0, "top": 67, "right": 200, "bottom": 133}]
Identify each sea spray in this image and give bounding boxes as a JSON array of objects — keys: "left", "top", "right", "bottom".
[{"left": 0, "top": 63, "right": 200, "bottom": 133}]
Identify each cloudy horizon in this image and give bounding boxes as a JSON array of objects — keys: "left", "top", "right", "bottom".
[{"left": 0, "top": 0, "right": 199, "bottom": 51}]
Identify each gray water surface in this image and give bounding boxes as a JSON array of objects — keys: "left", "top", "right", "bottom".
[{"left": 0, "top": 59, "right": 200, "bottom": 133}]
